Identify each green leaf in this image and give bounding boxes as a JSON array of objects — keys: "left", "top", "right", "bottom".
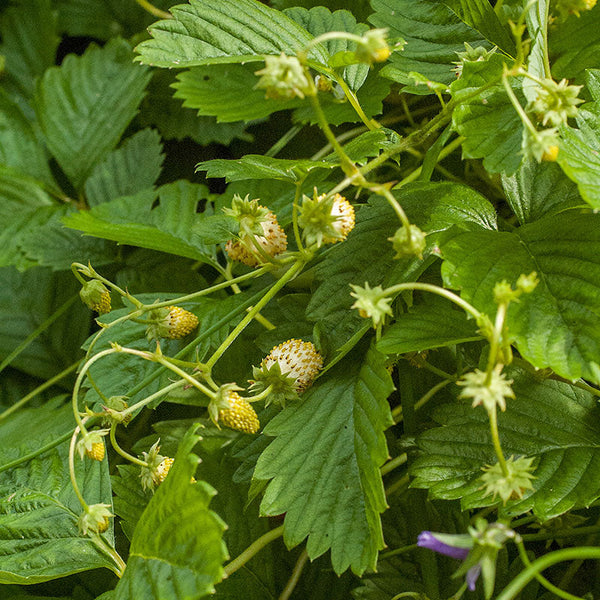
[
  {"left": 34, "top": 38, "right": 151, "bottom": 190},
  {"left": 63, "top": 182, "right": 218, "bottom": 265},
  {"left": 198, "top": 130, "right": 393, "bottom": 182},
  {"left": 501, "top": 157, "right": 583, "bottom": 224},
  {"left": 411, "top": 368, "right": 600, "bottom": 520},
  {"left": 551, "top": 5, "right": 600, "bottom": 84},
  {"left": 369, "top": 0, "right": 490, "bottom": 92},
  {"left": 441, "top": 0, "right": 515, "bottom": 55},
  {"left": 193, "top": 215, "right": 239, "bottom": 245},
  {"left": 0, "top": 267, "right": 90, "bottom": 380},
  {"left": 0, "top": 166, "right": 54, "bottom": 225},
  {"left": 174, "top": 64, "right": 302, "bottom": 123},
  {"left": 113, "top": 426, "right": 227, "bottom": 600},
  {"left": 254, "top": 343, "right": 394, "bottom": 575},
  {"left": 139, "top": 70, "right": 252, "bottom": 145},
  {"left": 284, "top": 6, "right": 369, "bottom": 90},
  {"left": 0, "top": 90, "right": 55, "bottom": 186},
  {"left": 111, "top": 464, "right": 153, "bottom": 541},
  {"left": 377, "top": 297, "right": 481, "bottom": 355},
  {"left": 441, "top": 211, "right": 600, "bottom": 383},
  {"left": 557, "top": 93, "right": 600, "bottom": 209},
  {"left": 84, "top": 129, "right": 164, "bottom": 207},
  {"left": 273, "top": 0, "right": 374, "bottom": 23},
  {"left": 0, "top": 397, "right": 116, "bottom": 584},
  {"left": 524, "top": 0, "right": 549, "bottom": 103},
  {"left": 451, "top": 53, "right": 524, "bottom": 175},
  {"left": 0, "top": 0, "right": 59, "bottom": 98},
  {"left": 134, "top": 0, "right": 328, "bottom": 68}
]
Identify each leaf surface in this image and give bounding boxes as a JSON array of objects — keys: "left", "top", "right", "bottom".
[
  {"left": 411, "top": 368, "right": 600, "bottom": 520},
  {"left": 84, "top": 129, "right": 164, "bottom": 207},
  {"left": 254, "top": 343, "right": 394, "bottom": 575},
  {"left": 134, "top": 0, "right": 327, "bottom": 68},
  {"left": 0, "top": 398, "right": 116, "bottom": 584},
  {"left": 441, "top": 211, "right": 600, "bottom": 383},
  {"left": 34, "top": 38, "right": 151, "bottom": 190},
  {"left": 113, "top": 426, "right": 227, "bottom": 600}
]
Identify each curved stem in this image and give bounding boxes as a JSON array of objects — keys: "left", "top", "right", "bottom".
[
  {"left": 392, "top": 378, "right": 452, "bottom": 424},
  {"left": 515, "top": 540, "right": 584, "bottom": 600},
  {"left": 120, "top": 378, "right": 188, "bottom": 418},
  {"left": 223, "top": 525, "right": 285, "bottom": 576},
  {"left": 134, "top": 0, "right": 171, "bottom": 19},
  {"left": 91, "top": 533, "right": 127, "bottom": 578},
  {"left": 247, "top": 384, "right": 273, "bottom": 403},
  {"left": 0, "top": 360, "right": 80, "bottom": 422},
  {"left": 0, "top": 295, "right": 78, "bottom": 376},
  {"left": 279, "top": 549, "right": 309, "bottom": 600},
  {"left": 109, "top": 423, "right": 148, "bottom": 467},
  {"left": 496, "top": 547, "right": 600, "bottom": 600},
  {"left": 379, "top": 543, "right": 418, "bottom": 561},
  {"left": 331, "top": 71, "right": 379, "bottom": 130},
  {"left": 69, "top": 422, "right": 89, "bottom": 511}
]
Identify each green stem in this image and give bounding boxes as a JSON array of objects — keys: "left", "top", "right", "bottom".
[
  {"left": 379, "top": 543, "right": 418, "bottom": 561},
  {"left": 223, "top": 525, "right": 285, "bottom": 576},
  {"left": 73, "top": 263, "right": 142, "bottom": 309},
  {"left": 489, "top": 404, "right": 509, "bottom": 477},
  {"left": 72, "top": 348, "right": 119, "bottom": 437},
  {"left": 381, "top": 453, "right": 407, "bottom": 476},
  {"left": 69, "top": 423, "right": 89, "bottom": 511},
  {"left": 385, "top": 473, "right": 409, "bottom": 497},
  {"left": 384, "top": 282, "right": 482, "bottom": 322},
  {"left": 206, "top": 261, "right": 304, "bottom": 370},
  {"left": 109, "top": 423, "right": 148, "bottom": 467},
  {"left": 485, "top": 302, "right": 508, "bottom": 384},
  {"left": 496, "top": 547, "right": 600, "bottom": 600},
  {"left": 292, "top": 181, "right": 305, "bottom": 253},
  {"left": 515, "top": 541, "right": 583, "bottom": 600},
  {"left": 265, "top": 124, "right": 303, "bottom": 158},
  {"left": 279, "top": 549, "right": 309, "bottom": 600},
  {"left": 0, "top": 295, "right": 78, "bottom": 376},
  {"left": 392, "top": 379, "right": 452, "bottom": 424},
  {"left": 247, "top": 384, "right": 273, "bottom": 403},
  {"left": 0, "top": 360, "right": 80, "bottom": 422},
  {"left": 369, "top": 182, "right": 411, "bottom": 230},
  {"left": 121, "top": 379, "right": 188, "bottom": 418},
  {"left": 331, "top": 72, "right": 379, "bottom": 130},
  {"left": 91, "top": 534, "right": 127, "bottom": 578},
  {"left": 134, "top": 0, "right": 171, "bottom": 19},
  {"left": 502, "top": 68, "right": 538, "bottom": 138},
  {"left": 521, "top": 525, "right": 600, "bottom": 543}
]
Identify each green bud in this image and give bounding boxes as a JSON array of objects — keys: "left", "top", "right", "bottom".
[
  {"left": 452, "top": 42, "right": 497, "bottom": 77},
  {"left": 355, "top": 29, "right": 394, "bottom": 64},
  {"left": 530, "top": 78, "right": 583, "bottom": 127},
  {"left": 457, "top": 368, "right": 515, "bottom": 412},
  {"left": 79, "top": 280, "right": 111, "bottom": 314},
  {"left": 223, "top": 194, "right": 269, "bottom": 236},
  {"left": 389, "top": 224, "right": 427, "bottom": 259},
  {"left": 255, "top": 53, "right": 311, "bottom": 100},
  {"left": 479, "top": 455, "right": 536, "bottom": 505},
  {"left": 350, "top": 282, "right": 394, "bottom": 329}
]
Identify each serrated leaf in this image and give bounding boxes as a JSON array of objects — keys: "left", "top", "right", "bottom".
[
  {"left": 524, "top": 0, "right": 550, "bottom": 103},
  {"left": 0, "top": 267, "right": 90, "bottom": 380},
  {"left": 0, "top": 0, "right": 59, "bottom": 98},
  {"left": 134, "top": 0, "right": 328, "bottom": 68},
  {"left": 551, "top": 5, "right": 600, "bottom": 84},
  {"left": 451, "top": 53, "right": 524, "bottom": 175},
  {"left": 410, "top": 368, "right": 600, "bottom": 520},
  {"left": 174, "top": 63, "right": 302, "bottom": 123},
  {"left": 0, "top": 90, "right": 55, "bottom": 186},
  {"left": 501, "top": 157, "right": 582, "bottom": 224},
  {"left": 111, "top": 464, "right": 153, "bottom": 541},
  {"left": 369, "top": 0, "right": 490, "bottom": 92},
  {"left": 0, "top": 166, "right": 54, "bottom": 225},
  {"left": 273, "top": 0, "right": 373, "bottom": 23},
  {"left": 193, "top": 215, "right": 239, "bottom": 245},
  {"left": 63, "top": 182, "right": 218, "bottom": 265},
  {"left": 17, "top": 205, "right": 118, "bottom": 271},
  {"left": 84, "top": 129, "right": 164, "bottom": 207},
  {"left": 377, "top": 298, "right": 481, "bottom": 355},
  {"left": 113, "top": 426, "right": 227, "bottom": 600},
  {"left": 34, "top": 38, "right": 151, "bottom": 190},
  {"left": 557, "top": 87, "right": 600, "bottom": 209},
  {"left": 140, "top": 69, "right": 252, "bottom": 144},
  {"left": 254, "top": 343, "right": 394, "bottom": 575},
  {"left": 0, "top": 397, "right": 116, "bottom": 584},
  {"left": 441, "top": 211, "right": 600, "bottom": 383},
  {"left": 284, "top": 6, "right": 369, "bottom": 90}
]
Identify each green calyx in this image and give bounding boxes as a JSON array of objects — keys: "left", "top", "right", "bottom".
[
  {"left": 254, "top": 53, "right": 311, "bottom": 100},
  {"left": 223, "top": 194, "right": 270, "bottom": 236},
  {"left": 389, "top": 224, "right": 426, "bottom": 259},
  {"left": 77, "top": 503, "right": 113, "bottom": 535},
  {"left": 530, "top": 78, "right": 583, "bottom": 127},
  {"left": 144, "top": 306, "right": 172, "bottom": 341},
  {"left": 250, "top": 361, "right": 299, "bottom": 407},
  {"left": 298, "top": 191, "right": 343, "bottom": 247},
  {"left": 208, "top": 383, "right": 244, "bottom": 425},
  {"left": 479, "top": 455, "right": 536, "bottom": 505},
  {"left": 350, "top": 282, "right": 394, "bottom": 329},
  {"left": 457, "top": 369, "right": 515, "bottom": 412},
  {"left": 139, "top": 440, "right": 166, "bottom": 491}
]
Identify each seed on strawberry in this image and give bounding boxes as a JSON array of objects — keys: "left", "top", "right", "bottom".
[
  {"left": 154, "top": 457, "right": 175, "bottom": 485},
  {"left": 226, "top": 209, "right": 287, "bottom": 267},
  {"left": 320, "top": 193, "right": 355, "bottom": 244},
  {"left": 164, "top": 306, "right": 199, "bottom": 339},
  {"left": 218, "top": 391, "right": 260, "bottom": 434},
  {"left": 85, "top": 441, "right": 105, "bottom": 462},
  {"left": 263, "top": 339, "right": 323, "bottom": 393}
]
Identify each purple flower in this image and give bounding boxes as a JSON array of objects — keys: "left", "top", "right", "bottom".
[{"left": 417, "top": 531, "right": 481, "bottom": 591}]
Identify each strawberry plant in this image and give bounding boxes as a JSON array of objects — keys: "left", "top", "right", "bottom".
[{"left": 2, "top": 0, "right": 600, "bottom": 599}]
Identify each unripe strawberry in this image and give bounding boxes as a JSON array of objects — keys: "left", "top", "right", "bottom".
[
  {"left": 226, "top": 209, "right": 287, "bottom": 267},
  {"left": 218, "top": 391, "right": 260, "bottom": 434},
  {"left": 80, "top": 280, "right": 111, "bottom": 314},
  {"left": 263, "top": 339, "right": 323, "bottom": 394},
  {"left": 154, "top": 457, "right": 175, "bottom": 485},
  {"left": 85, "top": 441, "right": 105, "bottom": 462},
  {"left": 164, "top": 306, "right": 199, "bottom": 339},
  {"left": 321, "top": 194, "right": 355, "bottom": 244},
  {"left": 542, "top": 145, "right": 559, "bottom": 162}
]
